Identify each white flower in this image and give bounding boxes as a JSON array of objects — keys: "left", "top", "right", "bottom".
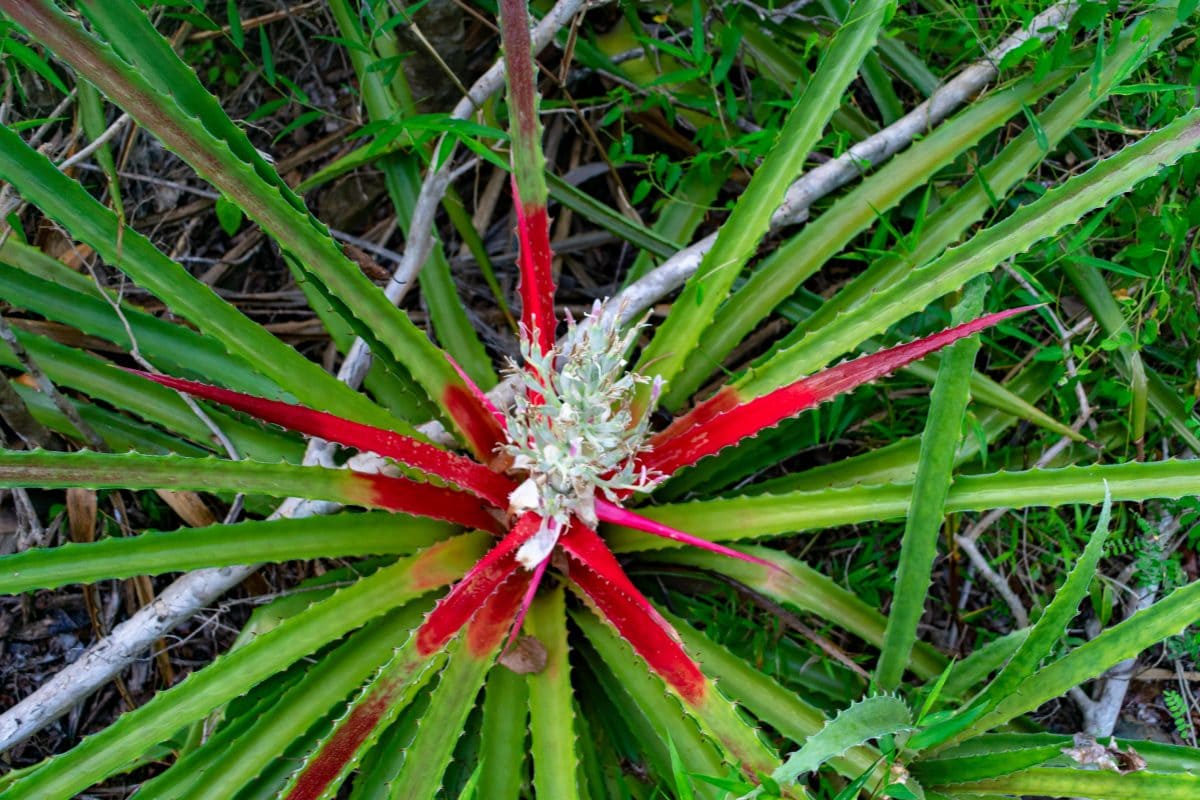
[{"left": 501, "top": 301, "right": 661, "bottom": 568}]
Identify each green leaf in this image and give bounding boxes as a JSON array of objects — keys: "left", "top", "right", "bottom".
[
  {"left": 1, "top": 36, "right": 68, "bottom": 94},
  {"left": 938, "top": 766, "right": 1200, "bottom": 798},
  {"left": 0, "top": 512, "right": 453, "bottom": 594},
  {"left": 972, "top": 576, "right": 1200, "bottom": 739},
  {"left": 760, "top": 695, "right": 914, "bottom": 797},
  {"left": 259, "top": 25, "right": 275, "bottom": 84},
  {"left": 667, "top": 70, "right": 1067, "bottom": 407},
  {"left": 876, "top": 279, "right": 987, "bottom": 690},
  {"left": 572, "top": 610, "right": 727, "bottom": 800},
  {"left": 478, "top": 667, "right": 527, "bottom": 800},
  {"left": 668, "top": 734, "right": 698, "bottom": 800},
  {"left": 527, "top": 587, "right": 580, "bottom": 800},
  {"left": 29, "top": 0, "right": 479, "bottom": 444},
  {"left": 911, "top": 487, "right": 1113, "bottom": 750},
  {"left": 0, "top": 449, "right": 419, "bottom": 512},
  {"left": 935, "top": 629, "right": 1028, "bottom": 707},
  {"left": 132, "top": 598, "right": 436, "bottom": 799},
  {"left": 744, "top": 105, "right": 1200, "bottom": 397},
  {"left": 780, "top": 0, "right": 1180, "bottom": 358},
  {"left": 0, "top": 250, "right": 284, "bottom": 400},
  {"left": 635, "top": 0, "right": 891, "bottom": 400},
  {"left": 385, "top": 635, "right": 496, "bottom": 799},
  {"left": 665, "top": 608, "right": 880, "bottom": 781},
  {"left": 608, "top": 461, "right": 1200, "bottom": 553},
  {"left": 0, "top": 126, "right": 402, "bottom": 432},
  {"left": 225, "top": 0, "right": 243, "bottom": 49},
  {"left": 0, "top": 327, "right": 299, "bottom": 461},
  {"left": 655, "top": 546, "right": 947, "bottom": 681},
  {"left": 279, "top": 631, "right": 448, "bottom": 800},
  {"left": 214, "top": 193, "right": 245, "bottom": 235},
  {"left": 977, "top": 487, "right": 1112, "bottom": 700},
  {"left": 547, "top": 172, "right": 679, "bottom": 259}
]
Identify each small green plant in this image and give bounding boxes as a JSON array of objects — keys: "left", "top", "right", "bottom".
[
  {"left": 1163, "top": 690, "right": 1196, "bottom": 745},
  {"left": 0, "top": 1, "right": 1199, "bottom": 798}
]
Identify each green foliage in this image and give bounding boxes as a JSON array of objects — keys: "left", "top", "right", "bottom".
[{"left": 0, "top": 1, "right": 1199, "bottom": 798}]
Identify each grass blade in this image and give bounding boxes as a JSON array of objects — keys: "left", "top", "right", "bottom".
[{"left": 634, "top": 0, "right": 890, "bottom": 399}]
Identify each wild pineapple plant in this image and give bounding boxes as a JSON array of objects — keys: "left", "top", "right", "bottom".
[{"left": 0, "top": 0, "right": 1198, "bottom": 798}]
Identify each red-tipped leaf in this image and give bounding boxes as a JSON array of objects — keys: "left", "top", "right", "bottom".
[
  {"left": 466, "top": 566, "right": 532, "bottom": 658},
  {"left": 348, "top": 471, "right": 503, "bottom": 533},
  {"left": 284, "top": 556, "right": 526, "bottom": 800},
  {"left": 499, "top": 0, "right": 555, "bottom": 353},
  {"left": 446, "top": 352, "right": 507, "bottom": 430},
  {"left": 644, "top": 308, "right": 1034, "bottom": 476},
  {"left": 505, "top": 551, "right": 550, "bottom": 655},
  {"left": 131, "top": 370, "right": 514, "bottom": 507}
]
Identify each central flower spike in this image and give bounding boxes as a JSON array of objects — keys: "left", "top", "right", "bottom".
[{"left": 503, "top": 302, "right": 662, "bottom": 568}]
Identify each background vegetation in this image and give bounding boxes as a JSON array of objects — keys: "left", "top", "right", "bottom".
[{"left": 0, "top": 0, "right": 1198, "bottom": 797}]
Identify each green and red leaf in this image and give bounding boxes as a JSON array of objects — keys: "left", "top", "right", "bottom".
[
  {"left": 644, "top": 308, "right": 1033, "bottom": 476},
  {"left": 415, "top": 512, "right": 541, "bottom": 656},
  {"left": 499, "top": 0, "right": 556, "bottom": 352},
  {"left": 347, "top": 471, "right": 503, "bottom": 532},
  {"left": 0, "top": 449, "right": 499, "bottom": 531},
  {"left": 560, "top": 523, "right": 707, "bottom": 705},
  {"left": 284, "top": 565, "right": 527, "bottom": 800},
  {"left": 594, "top": 498, "right": 774, "bottom": 568},
  {"left": 133, "top": 370, "right": 515, "bottom": 506}
]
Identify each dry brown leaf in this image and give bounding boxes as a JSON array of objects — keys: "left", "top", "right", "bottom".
[
  {"left": 155, "top": 489, "right": 218, "bottom": 527},
  {"left": 1061, "top": 733, "right": 1147, "bottom": 774},
  {"left": 66, "top": 487, "right": 97, "bottom": 543},
  {"left": 498, "top": 635, "right": 547, "bottom": 674}
]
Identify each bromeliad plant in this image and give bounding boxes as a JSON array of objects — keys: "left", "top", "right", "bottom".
[{"left": 1, "top": 0, "right": 1200, "bottom": 798}]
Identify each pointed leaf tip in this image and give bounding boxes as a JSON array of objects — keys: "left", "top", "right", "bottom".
[
  {"left": 646, "top": 307, "right": 1033, "bottom": 476},
  {"left": 130, "top": 369, "right": 514, "bottom": 506},
  {"left": 502, "top": 553, "right": 550, "bottom": 657},
  {"left": 595, "top": 499, "right": 777, "bottom": 570}
]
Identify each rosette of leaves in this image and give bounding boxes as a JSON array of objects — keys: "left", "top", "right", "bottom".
[{"left": 0, "top": 1, "right": 1198, "bottom": 798}]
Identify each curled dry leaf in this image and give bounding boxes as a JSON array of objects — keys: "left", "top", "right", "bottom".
[
  {"left": 497, "top": 634, "right": 548, "bottom": 675},
  {"left": 1061, "top": 733, "right": 1148, "bottom": 774}
]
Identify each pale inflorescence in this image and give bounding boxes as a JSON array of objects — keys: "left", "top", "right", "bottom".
[{"left": 503, "top": 301, "right": 662, "bottom": 568}]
